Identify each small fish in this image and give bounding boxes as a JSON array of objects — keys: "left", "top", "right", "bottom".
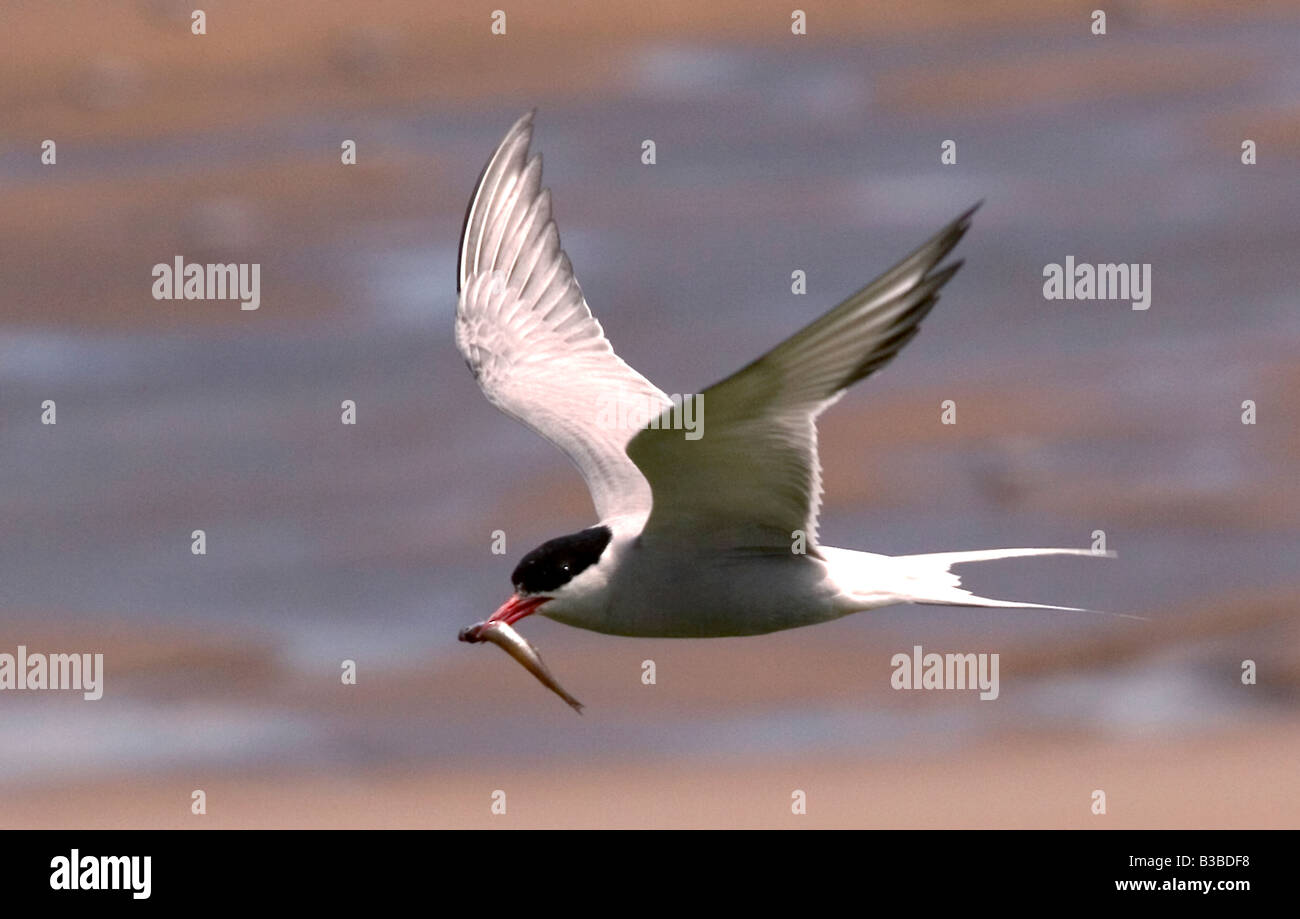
[{"left": 459, "top": 620, "right": 584, "bottom": 714}]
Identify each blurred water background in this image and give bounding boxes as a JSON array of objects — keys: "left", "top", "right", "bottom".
[{"left": 0, "top": 0, "right": 1297, "bottom": 826}]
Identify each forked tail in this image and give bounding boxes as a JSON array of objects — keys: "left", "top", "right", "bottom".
[
  {"left": 826, "top": 546, "right": 1117, "bottom": 614},
  {"left": 897, "top": 547, "right": 1117, "bottom": 611}
]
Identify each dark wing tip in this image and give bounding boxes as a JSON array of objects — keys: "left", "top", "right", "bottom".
[
  {"left": 956, "top": 200, "right": 983, "bottom": 227},
  {"left": 456, "top": 110, "right": 540, "bottom": 294},
  {"left": 930, "top": 257, "right": 964, "bottom": 283},
  {"left": 836, "top": 256, "right": 966, "bottom": 391},
  {"left": 944, "top": 201, "right": 982, "bottom": 245}
]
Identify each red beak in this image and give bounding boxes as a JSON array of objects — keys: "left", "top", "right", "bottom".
[
  {"left": 460, "top": 593, "right": 549, "bottom": 643},
  {"left": 488, "top": 593, "right": 550, "bottom": 626}
]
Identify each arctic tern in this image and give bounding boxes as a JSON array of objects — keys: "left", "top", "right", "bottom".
[{"left": 455, "top": 112, "right": 1110, "bottom": 710}]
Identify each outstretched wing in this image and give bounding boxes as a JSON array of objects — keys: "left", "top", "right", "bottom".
[
  {"left": 456, "top": 112, "right": 670, "bottom": 521},
  {"left": 627, "top": 205, "right": 978, "bottom": 552}
]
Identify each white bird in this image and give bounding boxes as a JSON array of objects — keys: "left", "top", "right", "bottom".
[{"left": 455, "top": 112, "right": 1110, "bottom": 710}]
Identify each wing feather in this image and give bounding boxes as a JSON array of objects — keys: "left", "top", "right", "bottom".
[
  {"left": 456, "top": 112, "right": 670, "bottom": 521},
  {"left": 627, "top": 205, "right": 978, "bottom": 551}
]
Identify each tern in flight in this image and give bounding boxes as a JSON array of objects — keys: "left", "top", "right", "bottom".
[{"left": 455, "top": 112, "right": 1110, "bottom": 711}]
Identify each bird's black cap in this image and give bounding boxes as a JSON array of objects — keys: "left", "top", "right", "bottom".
[{"left": 512, "top": 525, "right": 612, "bottom": 594}]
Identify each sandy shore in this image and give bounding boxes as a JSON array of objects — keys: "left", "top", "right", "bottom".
[
  {"left": 2, "top": 578, "right": 1297, "bottom": 829},
  {"left": 3, "top": 718, "right": 1297, "bottom": 829}
]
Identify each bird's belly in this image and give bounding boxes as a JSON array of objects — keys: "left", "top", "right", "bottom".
[{"left": 548, "top": 550, "right": 843, "bottom": 638}]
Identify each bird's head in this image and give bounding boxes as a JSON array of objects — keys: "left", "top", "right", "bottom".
[{"left": 459, "top": 525, "right": 614, "bottom": 642}]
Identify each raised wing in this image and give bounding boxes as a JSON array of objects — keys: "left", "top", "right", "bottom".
[
  {"left": 627, "top": 205, "right": 978, "bottom": 552},
  {"left": 456, "top": 112, "right": 671, "bottom": 521}
]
